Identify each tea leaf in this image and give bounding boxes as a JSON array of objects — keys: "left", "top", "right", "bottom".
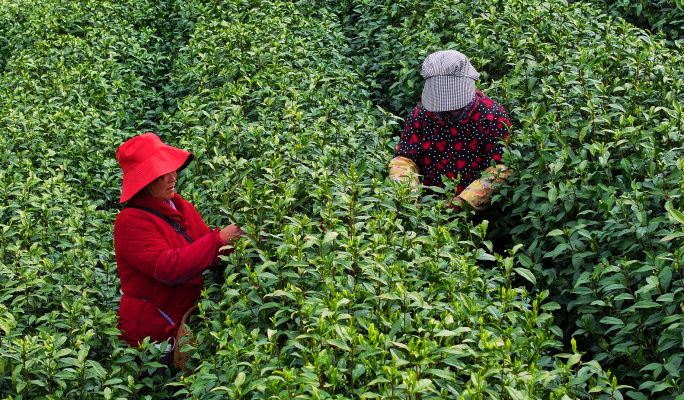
[{"left": 514, "top": 268, "right": 537, "bottom": 285}]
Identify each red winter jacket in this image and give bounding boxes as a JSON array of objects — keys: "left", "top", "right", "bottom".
[{"left": 114, "top": 192, "right": 228, "bottom": 346}]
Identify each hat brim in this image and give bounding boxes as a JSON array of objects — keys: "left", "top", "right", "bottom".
[
  {"left": 421, "top": 75, "right": 476, "bottom": 112},
  {"left": 119, "top": 145, "right": 194, "bottom": 203}
]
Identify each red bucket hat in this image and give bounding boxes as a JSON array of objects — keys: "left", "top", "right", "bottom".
[{"left": 116, "top": 133, "right": 194, "bottom": 203}]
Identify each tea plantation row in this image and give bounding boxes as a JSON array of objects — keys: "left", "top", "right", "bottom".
[
  {"left": 154, "top": 1, "right": 624, "bottom": 399},
  {"left": 0, "top": 0, "right": 680, "bottom": 400},
  {"left": 0, "top": 0, "right": 606, "bottom": 398}
]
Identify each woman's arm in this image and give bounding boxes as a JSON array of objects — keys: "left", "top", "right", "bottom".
[
  {"left": 389, "top": 107, "right": 426, "bottom": 184},
  {"left": 454, "top": 164, "right": 513, "bottom": 212},
  {"left": 185, "top": 202, "right": 238, "bottom": 258},
  {"left": 389, "top": 156, "right": 421, "bottom": 185},
  {"left": 115, "top": 213, "right": 227, "bottom": 285},
  {"left": 154, "top": 233, "right": 227, "bottom": 283},
  {"left": 453, "top": 111, "right": 513, "bottom": 212}
]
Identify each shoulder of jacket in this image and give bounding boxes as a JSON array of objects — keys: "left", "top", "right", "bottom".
[
  {"left": 478, "top": 92, "right": 507, "bottom": 112},
  {"left": 115, "top": 207, "right": 158, "bottom": 226},
  {"left": 174, "top": 196, "right": 207, "bottom": 227},
  {"left": 492, "top": 98, "right": 507, "bottom": 113},
  {"left": 175, "top": 195, "right": 201, "bottom": 216},
  {"left": 407, "top": 103, "right": 425, "bottom": 118},
  {"left": 175, "top": 194, "right": 191, "bottom": 207},
  {"left": 171, "top": 194, "right": 192, "bottom": 209}
]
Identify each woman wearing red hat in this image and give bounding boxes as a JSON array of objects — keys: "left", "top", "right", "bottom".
[{"left": 114, "top": 133, "right": 244, "bottom": 367}]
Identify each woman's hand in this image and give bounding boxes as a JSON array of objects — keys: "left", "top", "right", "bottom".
[
  {"left": 446, "top": 198, "right": 463, "bottom": 213},
  {"left": 219, "top": 224, "right": 246, "bottom": 244}
]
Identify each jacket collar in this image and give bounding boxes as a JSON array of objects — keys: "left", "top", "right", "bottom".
[{"left": 128, "top": 192, "right": 185, "bottom": 222}]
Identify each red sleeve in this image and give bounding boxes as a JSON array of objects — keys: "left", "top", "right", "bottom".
[
  {"left": 187, "top": 202, "right": 213, "bottom": 238},
  {"left": 186, "top": 201, "right": 233, "bottom": 259},
  {"left": 482, "top": 109, "right": 511, "bottom": 167},
  {"left": 115, "top": 213, "right": 227, "bottom": 285},
  {"left": 393, "top": 107, "right": 426, "bottom": 170},
  {"left": 155, "top": 230, "right": 227, "bottom": 282}
]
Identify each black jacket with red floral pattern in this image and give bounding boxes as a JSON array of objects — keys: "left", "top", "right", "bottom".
[{"left": 393, "top": 90, "right": 511, "bottom": 194}]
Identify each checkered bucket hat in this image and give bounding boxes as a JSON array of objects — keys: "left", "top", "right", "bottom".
[{"left": 421, "top": 50, "right": 480, "bottom": 112}]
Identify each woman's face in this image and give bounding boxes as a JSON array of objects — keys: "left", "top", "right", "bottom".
[{"left": 146, "top": 171, "right": 177, "bottom": 201}]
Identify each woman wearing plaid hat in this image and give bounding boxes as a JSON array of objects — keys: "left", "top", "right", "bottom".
[{"left": 389, "top": 50, "right": 512, "bottom": 212}]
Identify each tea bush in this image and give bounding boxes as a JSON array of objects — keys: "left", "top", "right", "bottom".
[
  {"left": 331, "top": 0, "right": 684, "bottom": 398},
  {"left": 488, "top": 9, "right": 684, "bottom": 397},
  {"left": 586, "top": 0, "right": 684, "bottom": 41}
]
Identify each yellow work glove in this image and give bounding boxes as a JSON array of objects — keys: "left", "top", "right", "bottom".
[
  {"left": 454, "top": 164, "right": 513, "bottom": 213},
  {"left": 388, "top": 156, "right": 421, "bottom": 186}
]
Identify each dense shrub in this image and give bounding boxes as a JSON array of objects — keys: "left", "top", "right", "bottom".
[
  {"left": 331, "top": 0, "right": 684, "bottom": 398},
  {"left": 0, "top": 0, "right": 615, "bottom": 399},
  {"left": 9, "top": 0, "right": 684, "bottom": 398},
  {"left": 587, "top": 0, "right": 684, "bottom": 41}
]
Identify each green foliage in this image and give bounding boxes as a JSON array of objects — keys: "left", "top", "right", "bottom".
[
  {"left": 587, "top": 0, "right": 684, "bottom": 41},
  {"left": 10, "top": 0, "right": 684, "bottom": 398},
  {"left": 328, "top": 0, "right": 684, "bottom": 398},
  {"left": 491, "top": 11, "right": 684, "bottom": 398},
  {"left": 0, "top": 0, "right": 210, "bottom": 398}
]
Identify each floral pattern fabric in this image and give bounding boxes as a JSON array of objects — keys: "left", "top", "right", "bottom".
[{"left": 394, "top": 90, "right": 511, "bottom": 194}]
